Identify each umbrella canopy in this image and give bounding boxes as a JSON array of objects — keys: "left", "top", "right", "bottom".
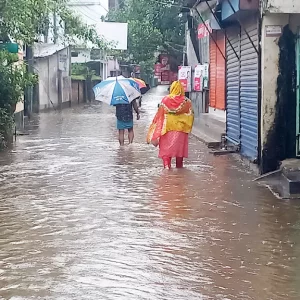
[
  {"left": 131, "top": 78, "right": 147, "bottom": 89},
  {"left": 93, "top": 76, "right": 141, "bottom": 106},
  {"left": 131, "top": 78, "right": 150, "bottom": 95}
]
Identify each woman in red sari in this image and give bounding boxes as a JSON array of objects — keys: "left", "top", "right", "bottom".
[{"left": 147, "top": 81, "right": 194, "bottom": 169}]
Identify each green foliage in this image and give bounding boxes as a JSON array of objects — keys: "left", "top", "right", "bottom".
[
  {"left": 107, "top": 0, "right": 186, "bottom": 74},
  {"left": 0, "top": 0, "right": 108, "bottom": 48},
  {"left": 71, "top": 63, "right": 96, "bottom": 79},
  {"left": 0, "top": 51, "right": 37, "bottom": 147}
]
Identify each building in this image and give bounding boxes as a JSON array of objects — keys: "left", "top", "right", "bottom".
[
  {"left": 33, "top": 44, "right": 71, "bottom": 111},
  {"left": 108, "top": 0, "right": 119, "bottom": 10},
  {"left": 68, "top": 1, "right": 128, "bottom": 80},
  {"left": 185, "top": 0, "right": 226, "bottom": 145},
  {"left": 185, "top": 0, "right": 300, "bottom": 174}
]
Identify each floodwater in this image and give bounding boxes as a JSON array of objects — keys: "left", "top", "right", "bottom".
[{"left": 1, "top": 87, "right": 300, "bottom": 300}]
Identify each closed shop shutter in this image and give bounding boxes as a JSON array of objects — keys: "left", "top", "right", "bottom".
[
  {"left": 226, "top": 26, "right": 241, "bottom": 143},
  {"left": 215, "top": 31, "right": 226, "bottom": 110},
  {"left": 209, "top": 32, "right": 217, "bottom": 108},
  {"left": 209, "top": 31, "right": 226, "bottom": 110},
  {"left": 240, "top": 18, "right": 259, "bottom": 160}
]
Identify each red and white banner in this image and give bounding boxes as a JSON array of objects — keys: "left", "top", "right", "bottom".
[
  {"left": 161, "top": 70, "right": 170, "bottom": 85},
  {"left": 194, "top": 65, "right": 204, "bottom": 92},
  {"left": 154, "top": 63, "right": 162, "bottom": 77},
  {"left": 178, "top": 66, "right": 191, "bottom": 92},
  {"left": 197, "top": 20, "right": 212, "bottom": 39}
]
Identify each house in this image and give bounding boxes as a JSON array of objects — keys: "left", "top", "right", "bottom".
[
  {"left": 33, "top": 43, "right": 71, "bottom": 111},
  {"left": 185, "top": 0, "right": 300, "bottom": 175},
  {"left": 68, "top": 1, "right": 128, "bottom": 81}
]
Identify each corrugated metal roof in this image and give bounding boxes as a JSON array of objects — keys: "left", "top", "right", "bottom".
[{"left": 33, "top": 43, "right": 68, "bottom": 58}]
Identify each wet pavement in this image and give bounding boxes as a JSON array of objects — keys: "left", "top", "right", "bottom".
[{"left": 1, "top": 86, "right": 300, "bottom": 299}]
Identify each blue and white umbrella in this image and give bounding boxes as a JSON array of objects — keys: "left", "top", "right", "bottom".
[{"left": 93, "top": 76, "right": 141, "bottom": 106}]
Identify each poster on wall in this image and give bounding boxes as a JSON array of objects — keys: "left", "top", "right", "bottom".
[
  {"left": 197, "top": 20, "right": 212, "bottom": 39},
  {"left": 194, "top": 65, "right": 205, "bottom": 91},
  {"left": 169, "top": 71, "right": 178, "bottom": 83},
  {"left": 178, "top": 66, "right": 192, "bottom": 92},
  {"left": 203, "top": 63, "right": 209, "bottom": 89},
  {"left": 194, "top": 64, "right": 209, "bottom": 91}
]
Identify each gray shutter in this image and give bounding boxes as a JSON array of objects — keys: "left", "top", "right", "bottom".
[
  {"left": 240, "top": 18, "right": 259, "bottom": 161},
  {"left": 226, "top": 26, "right": 241, "bottom": 143}
]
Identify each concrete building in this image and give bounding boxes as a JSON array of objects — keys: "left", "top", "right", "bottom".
[
  {"left": 185, "top": 0, "right": 226, "bottom": 146},
  {"left": 185, "top": 0, "right": 300, "bottom": 174},
  {"left": 33, "top": 44, "right": 71, "bottom": 111}
]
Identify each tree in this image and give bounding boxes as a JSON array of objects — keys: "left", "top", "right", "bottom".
[
  {"left": 0, "top": 0, "right": 109, "bottom": 147},
  {"left": 108, "top": 0, "right": 186, "bottom": 75},
  {"left": 0, "top": 52, "right": 37, "bottom": 147},
  {"left": 0, "top": 0, "right": 108, "bottom": 48}
]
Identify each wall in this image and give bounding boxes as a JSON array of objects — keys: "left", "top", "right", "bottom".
[
  {"left": 263, "top": 0, "right": 300, "bottom": 13},
  {"left": 34, "top": 48, "right": 71, "bottom": 110},
  {"left": 261, "top": 13, "right": 300, "bottom": 172},
  {"left": 261, "top": 14, "right": 288, "bottom": 147},
  {"left": 71, "top": 49, "right": 91, "bottom": 64}
]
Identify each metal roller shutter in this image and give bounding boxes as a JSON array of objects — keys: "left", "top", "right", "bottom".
[
  {"left": 240, "top": 18, "right": 259, "bottom": 161},
  {"left": 209, "top": 32, "right": 217, "bottom": 108},
  {"left": 226, "top": 26, "right": 241, "bottom": 144},
  {"left": 216, "top": 31, "right": 226, "bottom": 110}
]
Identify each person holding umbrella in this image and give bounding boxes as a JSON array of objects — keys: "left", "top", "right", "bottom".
[
  {"left": 93, "top": 76, "right": 141, "bottom": 146},
  {"left": 116, "top": 98, "right": 140, "bottom": 145}
]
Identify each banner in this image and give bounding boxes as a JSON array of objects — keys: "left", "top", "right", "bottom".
[
  {"left": 194, "top": 65, "right": 205, "bottom": 92},
  {"left": 161, "top": 70, "right": 170, "bottom": 85},
  {"left": 178, "top": 66, "right": 191, "bottom": 92},
  {"left": 197, "top": 20, "right": 212, "bottom": 39},
  {"left": 154, "top": 63, "right": 162, "bottom": 77},
  {"left": 194, "top": 64, "right": 209, "bottom": 91}
]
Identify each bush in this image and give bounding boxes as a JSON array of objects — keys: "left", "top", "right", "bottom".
[{"left": 0, "top": 51, "right": 37, "bottom": 148}]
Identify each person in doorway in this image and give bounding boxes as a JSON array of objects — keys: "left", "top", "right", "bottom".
[
  {"left": 147, "top": 81, "right": 194, "bottom": 169},
  {"left": 116, "top": 98, "right": 140, "bottom": 146}
]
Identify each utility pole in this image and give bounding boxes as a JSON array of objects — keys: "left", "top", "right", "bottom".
[{"left": 24, "top": 45, "right": 34, "bottom": 117}]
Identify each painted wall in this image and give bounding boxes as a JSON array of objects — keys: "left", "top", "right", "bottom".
[{"left": 263, "top": 0, "right": 300, "bottom": 13}]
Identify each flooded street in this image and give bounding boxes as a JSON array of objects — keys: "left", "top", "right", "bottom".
[{"left": 1, "top": 87, "right": 300, "bottom": 299}]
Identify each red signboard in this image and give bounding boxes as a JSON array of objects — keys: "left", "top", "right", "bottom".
[
  {"left": 161, "top": 70, "right": 170, "bottom": 85},
  {"left": 154, "top": 63, "right": 162, "bottom": 76},
  {"left": 160, "top": 55, "right": 169, "bottom": 67},
  {"left": 198, "top": 20, "right": 212, "bottom": 39}
]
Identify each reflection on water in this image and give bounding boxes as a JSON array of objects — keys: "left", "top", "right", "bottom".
[{"left": 0, "top": 86, "right": 300, "bottom": 299}]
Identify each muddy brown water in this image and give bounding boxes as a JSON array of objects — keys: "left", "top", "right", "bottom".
[{"left": 1, "top": 86, "right": 300, "bottom": 299}]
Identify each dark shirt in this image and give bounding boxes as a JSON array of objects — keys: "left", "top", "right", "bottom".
[{"left": 116, "top": 104, "right": 133, "bottom": 122}]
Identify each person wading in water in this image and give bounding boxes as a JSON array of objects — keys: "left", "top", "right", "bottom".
[
  {"left": 147, "top": 81, "right": 194, "bottom": 169},
  {"left": 116, "top": 98, "right": 140, "bottom": 146}
]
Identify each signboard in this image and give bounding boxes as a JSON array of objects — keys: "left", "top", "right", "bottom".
[
  {"left": 154, "top": 63, "right": 162, "bottom": 77},
  {"left": 265, "top": 25, "right": 282, "bottom": 37},
  {"left": 197, "top": 20, "right": 212, "bottom": 39},
  {"left": 178, "top": 66, "right": 192, "bottom": 92},
  {"left": 161, "top": 70, "right": 170, "bottom": 85}
]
